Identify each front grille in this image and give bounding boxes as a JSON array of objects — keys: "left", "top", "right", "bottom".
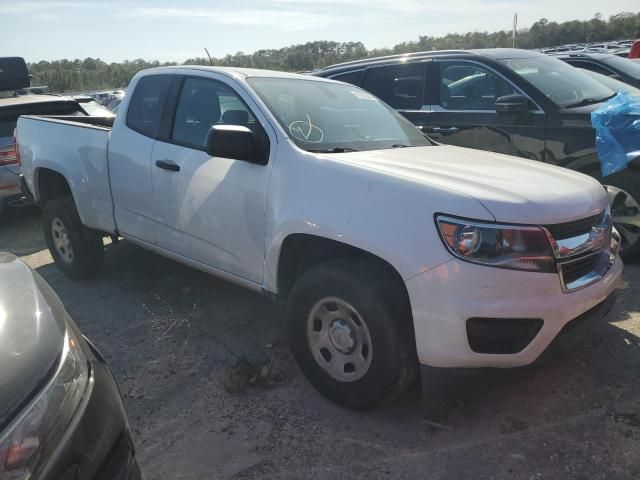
[
  {"left": 545, "top": 213, "right": 602, "bottom": 240},
  {"left": 561, "top": 254, "right": 599, "bottom": 285}
]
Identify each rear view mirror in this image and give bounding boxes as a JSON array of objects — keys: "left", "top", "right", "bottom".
[
  {"left": 495, "top": 94, "right": 529, "bottom": 114},
  {"left": 205, "top": 125, "right": 265, "bottom": 164}
]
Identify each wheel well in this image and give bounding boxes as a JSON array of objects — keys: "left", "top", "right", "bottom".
[
  {"left": 277, "top": 234, "right": 410, "bottom": 307},
  {"left": 36, "top": 168, "right": 71, "bottom": 206}
]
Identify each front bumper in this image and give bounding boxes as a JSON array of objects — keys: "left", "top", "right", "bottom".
[
  {"left": 39, "top": 330, "right": 140, "bottom": 480},
  {"left": 406, "top": 255, "right": 622, "bottom": 369}
]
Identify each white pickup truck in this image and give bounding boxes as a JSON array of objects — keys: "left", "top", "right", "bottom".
[{"left": 18, "top": 66, "right": 623, "bottom": 409}]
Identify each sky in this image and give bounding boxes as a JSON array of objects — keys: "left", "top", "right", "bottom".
[{"left": 1, "top": 0, "right": 638, "bottom": 63}]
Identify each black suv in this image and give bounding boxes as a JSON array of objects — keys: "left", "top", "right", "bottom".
[
  {"left": 550, "top": 52, "right": 640, "bottom": 88},
  {"left": 313, "top": 48, "right": 640, "bottom": 260}
]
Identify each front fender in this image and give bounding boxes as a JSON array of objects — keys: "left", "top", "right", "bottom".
[{"left": 262, "top": 152, "right": 494, "bottom": 293}]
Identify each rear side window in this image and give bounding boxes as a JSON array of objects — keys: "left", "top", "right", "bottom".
[
  {"left": 126, "top": 75, "right": 172, "bottom": 138},
  {"left": 363, "top": 63, "right": 425, "bottom": 110},
  {"left": 330, "top": 70, "right": 362, "bottom": 86},
  {"left": 0, "top": 101, "right": 83, "bottom": 141}
]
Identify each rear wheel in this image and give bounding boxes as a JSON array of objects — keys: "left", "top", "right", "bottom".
[
  {"left": 287, "top": 258, "right": 416, "bottom": 409},
  {"left": 599, "top": 170, "right": 640, "bottom": 261},
  {"left": 43, "top": 197, "right": 104, "bottom": 279}
]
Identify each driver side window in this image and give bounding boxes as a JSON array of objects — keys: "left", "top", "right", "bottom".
[
  {"left": 439, "top": 63, "right": 517, "bottom": 111},
  {"left": 172, "top": 77, "right": 260, "bottom": 148}
]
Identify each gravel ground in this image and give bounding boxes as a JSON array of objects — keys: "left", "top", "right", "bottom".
[{"left": 2, "top": 206, "right": 640, "bottom": 480}]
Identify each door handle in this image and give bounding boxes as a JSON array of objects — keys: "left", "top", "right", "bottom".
[
  {"left": 155, "top": 160, "right": 180, "bottom": 172},
  {"left": 430, "top": 126, "right": 460, "bottom": 133}
]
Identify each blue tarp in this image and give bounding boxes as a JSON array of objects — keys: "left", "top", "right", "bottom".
[{"left": 591, "top": 91, "right": 640, "bottom": 177}]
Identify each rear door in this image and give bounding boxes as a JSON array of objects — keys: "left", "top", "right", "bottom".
[
  {"left": 109, "top": 73, "right": 173, "bottom": 245},
  {"left": 360, "top": 62, "right": 430, "bottom": 132},
  {"left": 150, "top": 74, "right": 275, "bottom": 283},
  {"left": 427, "top": 60, "right": 546, "bottom": 160}
]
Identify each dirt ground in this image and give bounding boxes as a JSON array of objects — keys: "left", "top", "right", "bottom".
[{"left": 2, "top": 206, "right": 640, "bottom": 480}]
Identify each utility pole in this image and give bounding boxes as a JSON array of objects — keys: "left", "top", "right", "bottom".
[
  {"left": 513, "top": 13, "right": 518, "bottom": 48},
  {"left": 204, "top": 47, "right": 213, "bottom": 66}
]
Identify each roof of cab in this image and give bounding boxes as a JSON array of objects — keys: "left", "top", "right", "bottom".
[{"left": 140, "top": 65, "right": 336, "bottom": 83}]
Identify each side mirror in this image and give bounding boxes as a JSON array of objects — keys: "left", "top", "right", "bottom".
[
  {"left": 495, "top": 94, "right": 529, "bottom": 114},
  {"left": 205, "top": 125, "right": 264, "bottom": 164}
]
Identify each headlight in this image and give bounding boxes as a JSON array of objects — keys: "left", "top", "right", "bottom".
[
  {"left": 0, "top": 327, "right": 89, "bottom": 478},
  {"left": 435, "top": 215, "right": 555, "bottom": 273}
]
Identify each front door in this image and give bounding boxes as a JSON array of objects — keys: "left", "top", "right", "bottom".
[
  {"left": 428, "top": 60, "right": 546, "bottom": 160},
  {"left": 151, "top": 75, "right": 275, "bottom": 283}
]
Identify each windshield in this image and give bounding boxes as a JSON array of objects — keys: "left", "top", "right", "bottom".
[
  {"left": 581, "top": 69, "right": 640, "bottom": 96},
  {"left": 247, "top": 77, "right": 430, "bottom": 152},
  {"left": 600, "top": 55, "right": 640, "bottom": 78},
  {"left": 500, "top": 55, "right": 615, "bottom": 108}
]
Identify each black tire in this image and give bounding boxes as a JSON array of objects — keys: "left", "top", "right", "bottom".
[
  {"left": 594, "top": 169, "right": 640, "bottom": 262},
  {"left": 43, "top": 196, "right": 104, "bottom": 279},
  {"left": 287, "top": 258, "right": 417, "bottom": 409}
]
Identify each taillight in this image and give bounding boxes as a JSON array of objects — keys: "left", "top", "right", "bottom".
[
  {"left": 14, "top": 128, "right": 21, "bottom": 165},
  {"left": 0, "top": 143, "right": 18, "bottom": 166}
]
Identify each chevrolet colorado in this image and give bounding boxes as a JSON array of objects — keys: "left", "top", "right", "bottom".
[{"left": 17, "top": 66, "right": 623, "bottom": 408}]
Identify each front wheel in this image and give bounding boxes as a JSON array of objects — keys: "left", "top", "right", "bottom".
[
  {"left": 43, "top": 197, "right": 104, "bottom": 279},
  {"left": 599, "top": 170, "right": 640, "bottom": 262},
  {"left": 287, "top": 259, "right": 416, "bottom": 409}
]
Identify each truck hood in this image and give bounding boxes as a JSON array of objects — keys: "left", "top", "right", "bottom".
[
  {"left": 328, "top": 145, "right": 607, "bottom": 224},
  {"left": 0, "top": 253, "right": 64, "bottom": 429}
]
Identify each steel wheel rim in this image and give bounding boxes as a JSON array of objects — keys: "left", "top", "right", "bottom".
[
  {"left": 604, "top": 185, "right": 640, "bottom": 252},
  {"left": 51, "top": 217, "right": 74, "bottom": 264},
  {"left": 306, "top": 297, "right": 373, "bottom": 382}
]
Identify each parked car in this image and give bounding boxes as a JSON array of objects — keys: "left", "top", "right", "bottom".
[
  {"left": 18, "top": 66, "right": 622, "bottom": 409},
  {"left": 0, "top": 252, "right": 140, "bottom": 479},
  {"left": 0, "top": 57, "right": 118, "bottom": 219},
  {"left": 106, "top": 98, "right": 122, "bottom": 111},
  {"left": 88, "top": 91, "right": 111, "bottom": 105},
  {"left": 550, "top": 52, "right": 640, "bottom": 88},
  {"left": 0, "top": 95, "right": 91, "bottom": 219},
  {"left": 313, "top": 48, "right": 640, "bottom": 259},
  {"left": 73, "top": 95, "right": 116, "bottom": 117}
]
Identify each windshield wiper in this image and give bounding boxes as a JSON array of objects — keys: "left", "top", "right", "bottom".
[
  {"left": 307, "top": 147, "right": 360, "bottom": 153},
  {"left": 390, "top": 144, "right": 409, "bottom": 148},
  {"left": 565, "top": 93, "right": 617, "bottom": 109}
]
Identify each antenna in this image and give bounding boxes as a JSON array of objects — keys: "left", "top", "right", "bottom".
[{"left": 204, "top": 47, "right": 213, "bottom": 66}]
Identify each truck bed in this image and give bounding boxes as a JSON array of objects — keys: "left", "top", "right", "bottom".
[{"left": 18, "top": 115, "right": 116, "bottom": 233}]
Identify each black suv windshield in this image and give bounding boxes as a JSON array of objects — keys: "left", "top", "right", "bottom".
[
  {"left": 500, "top": 55, "right": 615, "bottom": 108},
  {"left": 247, "top": 77, "right": 430, "bottom": 152}
]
